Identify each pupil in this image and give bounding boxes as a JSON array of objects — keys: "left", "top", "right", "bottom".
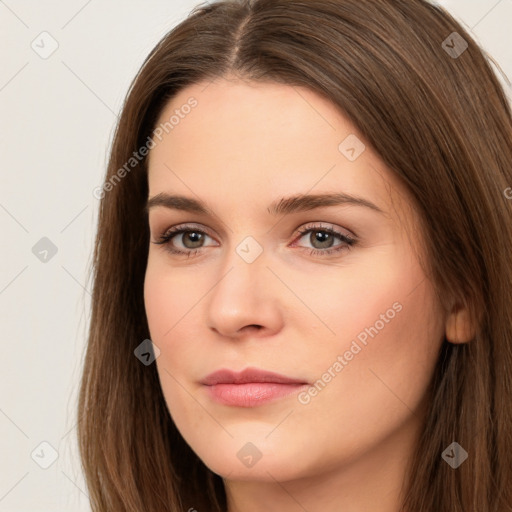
[
  {"left": 185, "top": 232, "right": 203, "bottom": 248},
  {"left": 312, "top": 231, "right": 332, "bottom": 248}
]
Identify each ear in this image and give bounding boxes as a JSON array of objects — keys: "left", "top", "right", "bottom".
[{"left": 445, "top": 302, "right": 476, "bottom": 344}]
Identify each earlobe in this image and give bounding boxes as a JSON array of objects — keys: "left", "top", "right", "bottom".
[{"left": 445, "top": 303, "right": 476, "bottom": 344}]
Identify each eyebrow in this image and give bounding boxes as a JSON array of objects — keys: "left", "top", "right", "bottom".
[{"left": 145, "top": 192, "right": 385, "bottom": 216}]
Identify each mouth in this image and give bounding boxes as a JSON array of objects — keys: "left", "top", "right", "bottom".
[{"left": 200, "top": 367, "right": 310, "bottom": 408}]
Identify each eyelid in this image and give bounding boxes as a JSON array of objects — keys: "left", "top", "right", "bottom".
[
  {"left": 157, "top": 223, "right": 218, "bottom": 241},
  {"left": 293, "top": 221, "right": 356, "bottom": 241},
  {"left": 153, "top": 221, "right": 355, "bottom": 244},
  {"left": 152, "top": 220, "right": 358, "bottom": 260},
  {"left": 154, "top": 223, "right": 219, "bottom": 249}
]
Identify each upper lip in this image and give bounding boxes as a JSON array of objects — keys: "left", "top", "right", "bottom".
[{"left": 200, "top": 367, "right": 308, "bottom": 385}]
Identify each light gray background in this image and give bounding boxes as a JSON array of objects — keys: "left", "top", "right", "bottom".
[{"left": 1, "top": 1, "right": 511, "bottom": 510}]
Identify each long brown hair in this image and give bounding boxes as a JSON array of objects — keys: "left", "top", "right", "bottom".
[{"left": 77, "top": 0, "right": 512, "bottom": 510}]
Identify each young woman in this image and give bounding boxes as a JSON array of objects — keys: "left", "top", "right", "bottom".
[{"left": 78, "top": 0, "right": 512, "bottom": 510}]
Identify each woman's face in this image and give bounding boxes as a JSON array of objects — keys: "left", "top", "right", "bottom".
[{"left": 144, "top": 77, "right": 446, "bottom": 485}]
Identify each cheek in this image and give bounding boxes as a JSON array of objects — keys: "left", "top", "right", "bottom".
[
  {"left": 291, "top": 246, "right": 418, "bottom": 345},
  {"left": 299, "top": 261, "right": 443, "bottom": 440},
  {"left": 143, "top": 258, "right": 206, "bottom": 388},
  {"left": 143, "top": 256, "right": 195, "bottom": 339},
  {"left": 144, "top": 274, "right": 172, "bottom": 340},
  {"left": 144, "top": 263, "right": 201, "bottom": 433},
  {"left": 298, "top": 245, "right": 443, "bottom": 415}
]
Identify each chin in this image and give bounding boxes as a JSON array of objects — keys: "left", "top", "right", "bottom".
[
  {"left": 205, "top": 457, "right": 305, "bottom": 482},
  {"left": 192, "top": 437, "right": 314, "bottom": 483}
]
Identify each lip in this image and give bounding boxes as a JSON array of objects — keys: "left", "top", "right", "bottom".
[
  {"left": 201, "top": 367, "right": 308, "bottom": 386},
  {"left": 200, "top": 367, "right": 309, "bottom": 407}
]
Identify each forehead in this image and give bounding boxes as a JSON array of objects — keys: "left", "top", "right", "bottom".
[
  {"left": 150, "top": 77, "right": 355, "bottom": 164},
  {"left": 146, "top": 78, "right": 416, "bottom": 230}
]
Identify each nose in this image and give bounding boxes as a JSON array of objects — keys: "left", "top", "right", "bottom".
[{"left": 205, "top": 246, "right": 284, "bottom": 339}]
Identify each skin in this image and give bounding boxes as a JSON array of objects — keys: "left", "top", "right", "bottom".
[{"left": 144, "top": 76, "right": 473, "bottom": 512}]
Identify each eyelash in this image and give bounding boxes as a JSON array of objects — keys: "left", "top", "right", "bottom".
[{"left": 152, "top": 223, "right": 357, "bottom": 259}]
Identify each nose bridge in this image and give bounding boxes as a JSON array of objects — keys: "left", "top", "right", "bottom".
[
  {"left": 206, "top": 235, "right": 279, "bottom": 335},
  {"left": 212, "top": 236, "right": 267, "bottom": 307}
]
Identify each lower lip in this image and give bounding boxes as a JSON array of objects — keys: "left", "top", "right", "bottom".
[{"left": 204, "top": 382, "right": 309, "bottom": 407}]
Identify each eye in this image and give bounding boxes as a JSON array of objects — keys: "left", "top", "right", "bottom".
[
  {"left": 291, "top": 223, "right": 357, "bottom": 257},
  {"left": 151, "top": 222, "right": 357, "bottom": 258},
  {"left": 152, "top": 223, "right": 217, "bottom": 257}
]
